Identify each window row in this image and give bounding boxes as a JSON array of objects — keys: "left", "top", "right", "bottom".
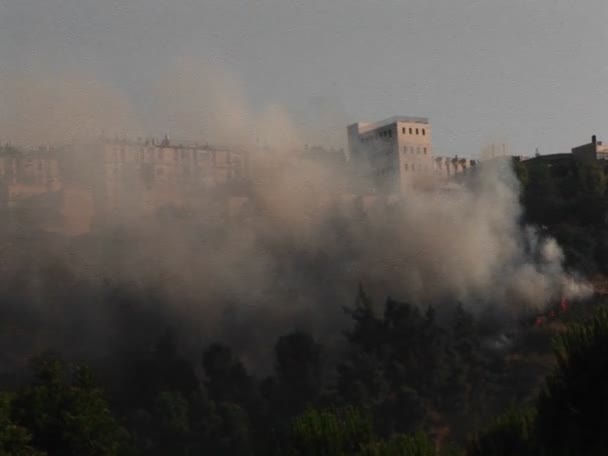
[
  {"left": 402, "top": 127, "right": 426, "bottom": 136},
  {"left": 110, "top": 149, "right": 222, "bottom": 164},
  {"left": 403, "top": 146, "right": 428, "bottom": 155},
  {"left": 361, "top": 129, "right": 393, "bottom": 143},
  {"left": 403, "top": 163, "right": 431, "bottom": 172}
]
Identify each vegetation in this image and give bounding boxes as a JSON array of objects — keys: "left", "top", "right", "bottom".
[
  {"left": 518, "top": 157, "right": 608, "bottom": 274},
  {"left": 1, "top": 156, "right": 608, "bottom": 454}
]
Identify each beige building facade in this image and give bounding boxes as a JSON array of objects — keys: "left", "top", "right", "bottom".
[
  {"left": 98, "top": 137, "right": 247, "bottom": 217},
  {"left": 348, "top": 116, "right": 434, "bottom": 193},
  {"left": 0, "top": 147, "right": 61, "bottom": 206}
]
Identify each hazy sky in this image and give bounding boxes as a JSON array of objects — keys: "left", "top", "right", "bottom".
[{"left": 1, "top": 0, "right": 606, "bottom": 156}]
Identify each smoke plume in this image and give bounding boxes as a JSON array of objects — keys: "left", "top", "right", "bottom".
[{"left": 0, "top": 61, "right": 592, "bottom": 371}]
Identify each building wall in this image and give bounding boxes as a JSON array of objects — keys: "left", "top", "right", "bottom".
[
  {"left": 572, "top": 139, "right": 608, "bottom": 161},
  {"left": 0, "top": 151, "right": 61, "bottom": 206},
  {"left": 0, "top": 139, "right": 249, "bottom": 234},
  {"left": 433, "top": 156, "right": 478, "bottom": 179},
  {"left": 98, "top": 139, "right": 248, "bottom": 219},
  {"left": 348, "top": 117, "right": 433, "bottom": 193},
  {"left": 395, "top": 121, "right": 433, "bottom": 191}
]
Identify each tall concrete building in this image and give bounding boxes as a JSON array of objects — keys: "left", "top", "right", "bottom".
[{"left": 347, "top": 116, "right": 433, "bottom": 193}]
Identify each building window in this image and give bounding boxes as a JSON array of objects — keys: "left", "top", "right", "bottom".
[
  {"left": 409, "top": 128, "right": 413, "bottom": 134},
  {"left": 422, "top": 129, "right": 426, "bottom": 136},
  {"left": 415, "top": 128, "right": 419, "bottom": 135},
  {"left": 424, "top": 147, "right": 427, "bottom": 154},
  {"left": 388, "top": 130, "right": 392, "bottom": 138},
  {"left": 402, "top": 127, "right": 406, "bottom": 134}
]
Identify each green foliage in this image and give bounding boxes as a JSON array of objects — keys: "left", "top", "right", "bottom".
[
  {"left": 339, "top": 292, "right": 491, "bottom": 438},
  {"left": 516, "top": 157, "right": 608, "bottom": 273},
  {"left": 536, "top": 308, "right": 608, "bottom": 455},
  {"left": 358, "top": 433, "right": 437, "bottom": 456},
  {"left": 273, "top": 331, "right": 324, "bottom": 417},
  {"left": 209, "top": 402, "right": 252, "bottom": 456},
  {"left": 576, "top": 161, "right": 607, "bottom": 197},
  {"left": 0, "top": 392, "right": 45, "bottom": 456},
  {"left": 289, "top": 407, "right": 373, "bottom": 456},
  {"left": 11, "top": 355, "right": 132, "bottom": 456},
  {"left": 202, "top": 343, "right": 256, "bottom": 407},
  {"left": 466, "top": 408, "right": 536, "bottom": 456}
]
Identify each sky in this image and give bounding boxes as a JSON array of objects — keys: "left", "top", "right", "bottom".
[{"left": 0, "top": 0, "right": 607, "bottom": 156}]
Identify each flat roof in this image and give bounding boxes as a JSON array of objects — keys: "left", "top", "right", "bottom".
[{"left": 353, "top": 116, "right": 429, "bottom": 135}]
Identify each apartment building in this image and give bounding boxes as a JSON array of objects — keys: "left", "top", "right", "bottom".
[
  {"left": 98, "top": 136, "right": 247, "bottom": 216},
  {"left": 347, "top": 116, "right": 433, "bottom": 193},
  {"left": 0, "top": 146, "right": 61, "bottom": 206}
]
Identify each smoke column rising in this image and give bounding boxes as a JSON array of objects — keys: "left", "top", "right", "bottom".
[{"left": 0, "top": 61, "right": 592, "bottom": 369}]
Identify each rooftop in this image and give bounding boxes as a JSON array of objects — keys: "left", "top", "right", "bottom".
[{"left": 353, "top": 116, "right": 429, "bottom": 135}]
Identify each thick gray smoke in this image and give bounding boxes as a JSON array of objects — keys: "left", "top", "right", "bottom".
[
  {"left": 346, "top": 158, "right": 591, "bottom": 311},
  {"left": 0, "top": 61, "right": 592, "bottom": 369}
]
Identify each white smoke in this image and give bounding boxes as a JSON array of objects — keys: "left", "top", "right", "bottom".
[{"left": 345, "top": 157, "right": 591, "bottom": 312}]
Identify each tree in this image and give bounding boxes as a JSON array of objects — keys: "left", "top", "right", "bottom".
[
  {"left": 0, "top": 392, "right": 45, "bottom": 456},
  {"left": 576, "top": 161, "right": 607, "bottom": 197},
  {"left": 358, "top": 432, "right": 444, "bottom": 456},
  {"left": 536, "top": 308, "right": 608, "bottom": 455},
  {"left": 273, "top": 331, "right": 324, "bottom": 417},
  {"left": 11, "top": 355, "right": 132, "bottom": 456},
  {"left": 466, "top": 408, "right": 536, "bottom": 456},
  {"left": 288, "top": 407, "right": 373, "bottom": 456},
  {"left": 202, "top": 343, "right": 256, "bottom": 407}
]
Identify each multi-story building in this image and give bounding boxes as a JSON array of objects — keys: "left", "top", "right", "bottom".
[
  {"left": 96, "top": 136, "right": 248, "bottom": 216},
  {"left": 0, "top": 146, "right": 61, "bottom": 206},
  {"left": 0, "top": 137, "right": 250, "bottom": 235},
  {"left": 572, "top": 135, "right": 608, "bottom": 161},
  {"left": 433, "top": 156, "right": 478, "bottom": 179},
  {"left": 347, "top": 116, "right": 433, "bottom": 193}
]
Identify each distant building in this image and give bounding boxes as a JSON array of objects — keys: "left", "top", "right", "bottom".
[
  {"left": 0, "top": 146, "right": 61, "bottom": 206},
  {"left": 95, "top": 136, "right": 248, "bottom": 217},
  {"left": 433, "top": 156, "right": 478, "bottom": 179},
  {"left": 43, "top": 136, "right": 250, "bottom": 229},
  {"left": 572, "top": 135, "right": 608, "bottom": 161},
  {"left": 523, "top": 153, "right": 572, "bottom": 167},
  {"left": 347, "top": 116, "right": 434, "bottom": 193},
  {"left": 0, "top": 145, "right": 64, "bottom": 233},
  {"left": 0, "top": 137, "right": 251, "bottom": 235}
]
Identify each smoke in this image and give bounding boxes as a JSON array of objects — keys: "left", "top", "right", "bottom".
[
  {"left": 388, "top": 158, "right": 594, "bottom": 310},
  {"left": 0, "top": 60, "right": 592, "bottom": 371},
  {"left": 147, "top": 58, "right": 302, "bottom": 151},
  {"left": 0, "top": 71, "right": 142, "bottom": 147}
]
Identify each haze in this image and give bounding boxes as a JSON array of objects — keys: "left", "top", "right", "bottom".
[{"left": 1, "top": 0, "right": 606, "bottom": 154}]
